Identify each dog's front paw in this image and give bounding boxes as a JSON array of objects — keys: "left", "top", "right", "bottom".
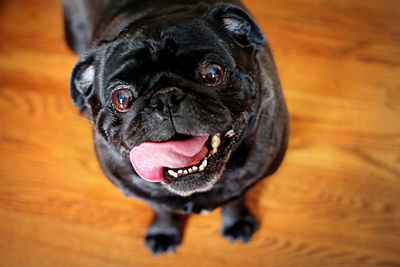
[
  {"left": 221, "top": 215, "right": 259, "bottom": 243},
  {"left": 145, "top": 229, "right": 181, "bottom": 255}
]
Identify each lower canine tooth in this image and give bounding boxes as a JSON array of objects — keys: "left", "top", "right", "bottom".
[
  {"left": 168, "top": 170, "right": 178, "bottom": 178},
  {"left": 199, "top": 159, "right": 208, "bottom": 171},
  {"left": 202, "top": 159, "right": 207, "bottom": 167}
]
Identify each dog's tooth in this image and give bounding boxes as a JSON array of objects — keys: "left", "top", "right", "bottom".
[
  {"left": 201, "top": 159, "right": 207, "bottom": 168},
  {"left": 199, "top": 159, "right": 208, "bottom": 171},
  {"left": 183, "top": 170, "right": 188, "bottom": 175},
  {"left": 178, "top": 170, "right": 183, "bottom": 175},
  {"left": 209, "top": 150, "right": 216, "bottom": 156},
  {"left": 192, "top": 166, "right": 198, "bottom": 172},
  {"left": 225, "top": 129, "right": 235, "bottom": 137},
  {"left": 168, "top": 170, "right": 178, "bottom": 178},
  {"left": 188, "top": 167, "right": 193, "bottom": 173},
  {"left": 211, "top": 134, "right": 221, "bottom": 149}
]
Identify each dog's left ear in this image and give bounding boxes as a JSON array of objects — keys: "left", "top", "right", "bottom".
[
  {"left": 69, "top": 51, "right": 95, "bottom": 110},
  {"left": 208, "top": 4, "right": 265, "bottom": 47}
]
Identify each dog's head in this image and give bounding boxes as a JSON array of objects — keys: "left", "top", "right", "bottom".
[{"left": 70, "top": 4, "right": 265, "bottom": 196}]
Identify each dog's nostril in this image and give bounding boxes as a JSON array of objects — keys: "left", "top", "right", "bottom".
[{"left": 150, "top": 87, "right": 186, "bottom": 113}]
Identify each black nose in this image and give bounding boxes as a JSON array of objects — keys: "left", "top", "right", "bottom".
[{"left": 150, "top": 87, "right": 186, "bottom": 114}]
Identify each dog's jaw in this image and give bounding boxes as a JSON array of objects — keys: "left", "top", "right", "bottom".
[
  {"left": 124, "top": 115, "right": 245, "bottom": 197},
  {"left": 159, "top": 121, "right": 245, "bottom": 196}
]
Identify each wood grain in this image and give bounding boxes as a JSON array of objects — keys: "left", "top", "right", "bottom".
[{"left": 0, "top": 0, "right": 399, "bottom": 266}]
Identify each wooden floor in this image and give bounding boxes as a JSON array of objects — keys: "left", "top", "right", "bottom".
[{"left": 1, "top": 0, "right": 399, "bottom": 266}]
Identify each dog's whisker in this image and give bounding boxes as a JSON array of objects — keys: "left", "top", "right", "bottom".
[{"left": 257, "top": 113, "right": 274, "bottom": 121}]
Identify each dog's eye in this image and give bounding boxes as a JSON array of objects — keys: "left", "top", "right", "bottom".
[
  {"left": 111, "top": 88, "right": 134, "bottom": 112},
  {"left": 199, "top": 63, "right": 224, "bottom": 86}
]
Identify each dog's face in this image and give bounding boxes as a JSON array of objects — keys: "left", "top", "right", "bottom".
[{"left": 70, "top": 4, "right": 265, "bottom": 196}]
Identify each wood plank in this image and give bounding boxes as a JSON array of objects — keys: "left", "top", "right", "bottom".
[{"left": 0, "top": 0, "right": 399, "bottom": 266}]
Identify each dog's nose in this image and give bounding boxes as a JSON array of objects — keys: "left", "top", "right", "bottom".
[{"left": 150, "top": 87, "right": 186, "bottom": 114}]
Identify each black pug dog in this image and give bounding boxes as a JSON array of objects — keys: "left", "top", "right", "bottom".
[{"left": 62, "top": 0, "right": 288, "bottom": 255}]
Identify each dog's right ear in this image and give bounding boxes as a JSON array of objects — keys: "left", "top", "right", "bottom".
[{"left": 70, "top": 51, "right": 95, "bottom": 109}]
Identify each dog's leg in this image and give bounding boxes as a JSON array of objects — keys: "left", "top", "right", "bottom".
[
  {"left": 220, "top": 196, "right": 259, "bottom": 243},
  {"left": 145, "top": 205, "right": 182, "bottom": 255}
]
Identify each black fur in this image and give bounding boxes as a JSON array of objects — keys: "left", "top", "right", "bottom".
[{"left": 62, "top": 0, "right": 288, "bottom": 255}]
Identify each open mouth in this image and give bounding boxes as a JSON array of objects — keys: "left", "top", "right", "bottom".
[
  {"left": 163, "top": 130, "right": 235, "bottom": 183},
  {"left": 129, "top": 129, "right": 236, "bottom": 184}
]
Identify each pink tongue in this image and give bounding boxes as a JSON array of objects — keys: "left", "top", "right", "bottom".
[{"left": 129, "top": 135, "right": 209, "bottom": 182}]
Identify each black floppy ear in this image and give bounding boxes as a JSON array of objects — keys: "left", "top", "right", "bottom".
[
  {"left": 208, "top": 4, "right": 265, "bottom": 47},
  {"left": 70, "top": 51, "right": 95, "bottom": 109}
]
